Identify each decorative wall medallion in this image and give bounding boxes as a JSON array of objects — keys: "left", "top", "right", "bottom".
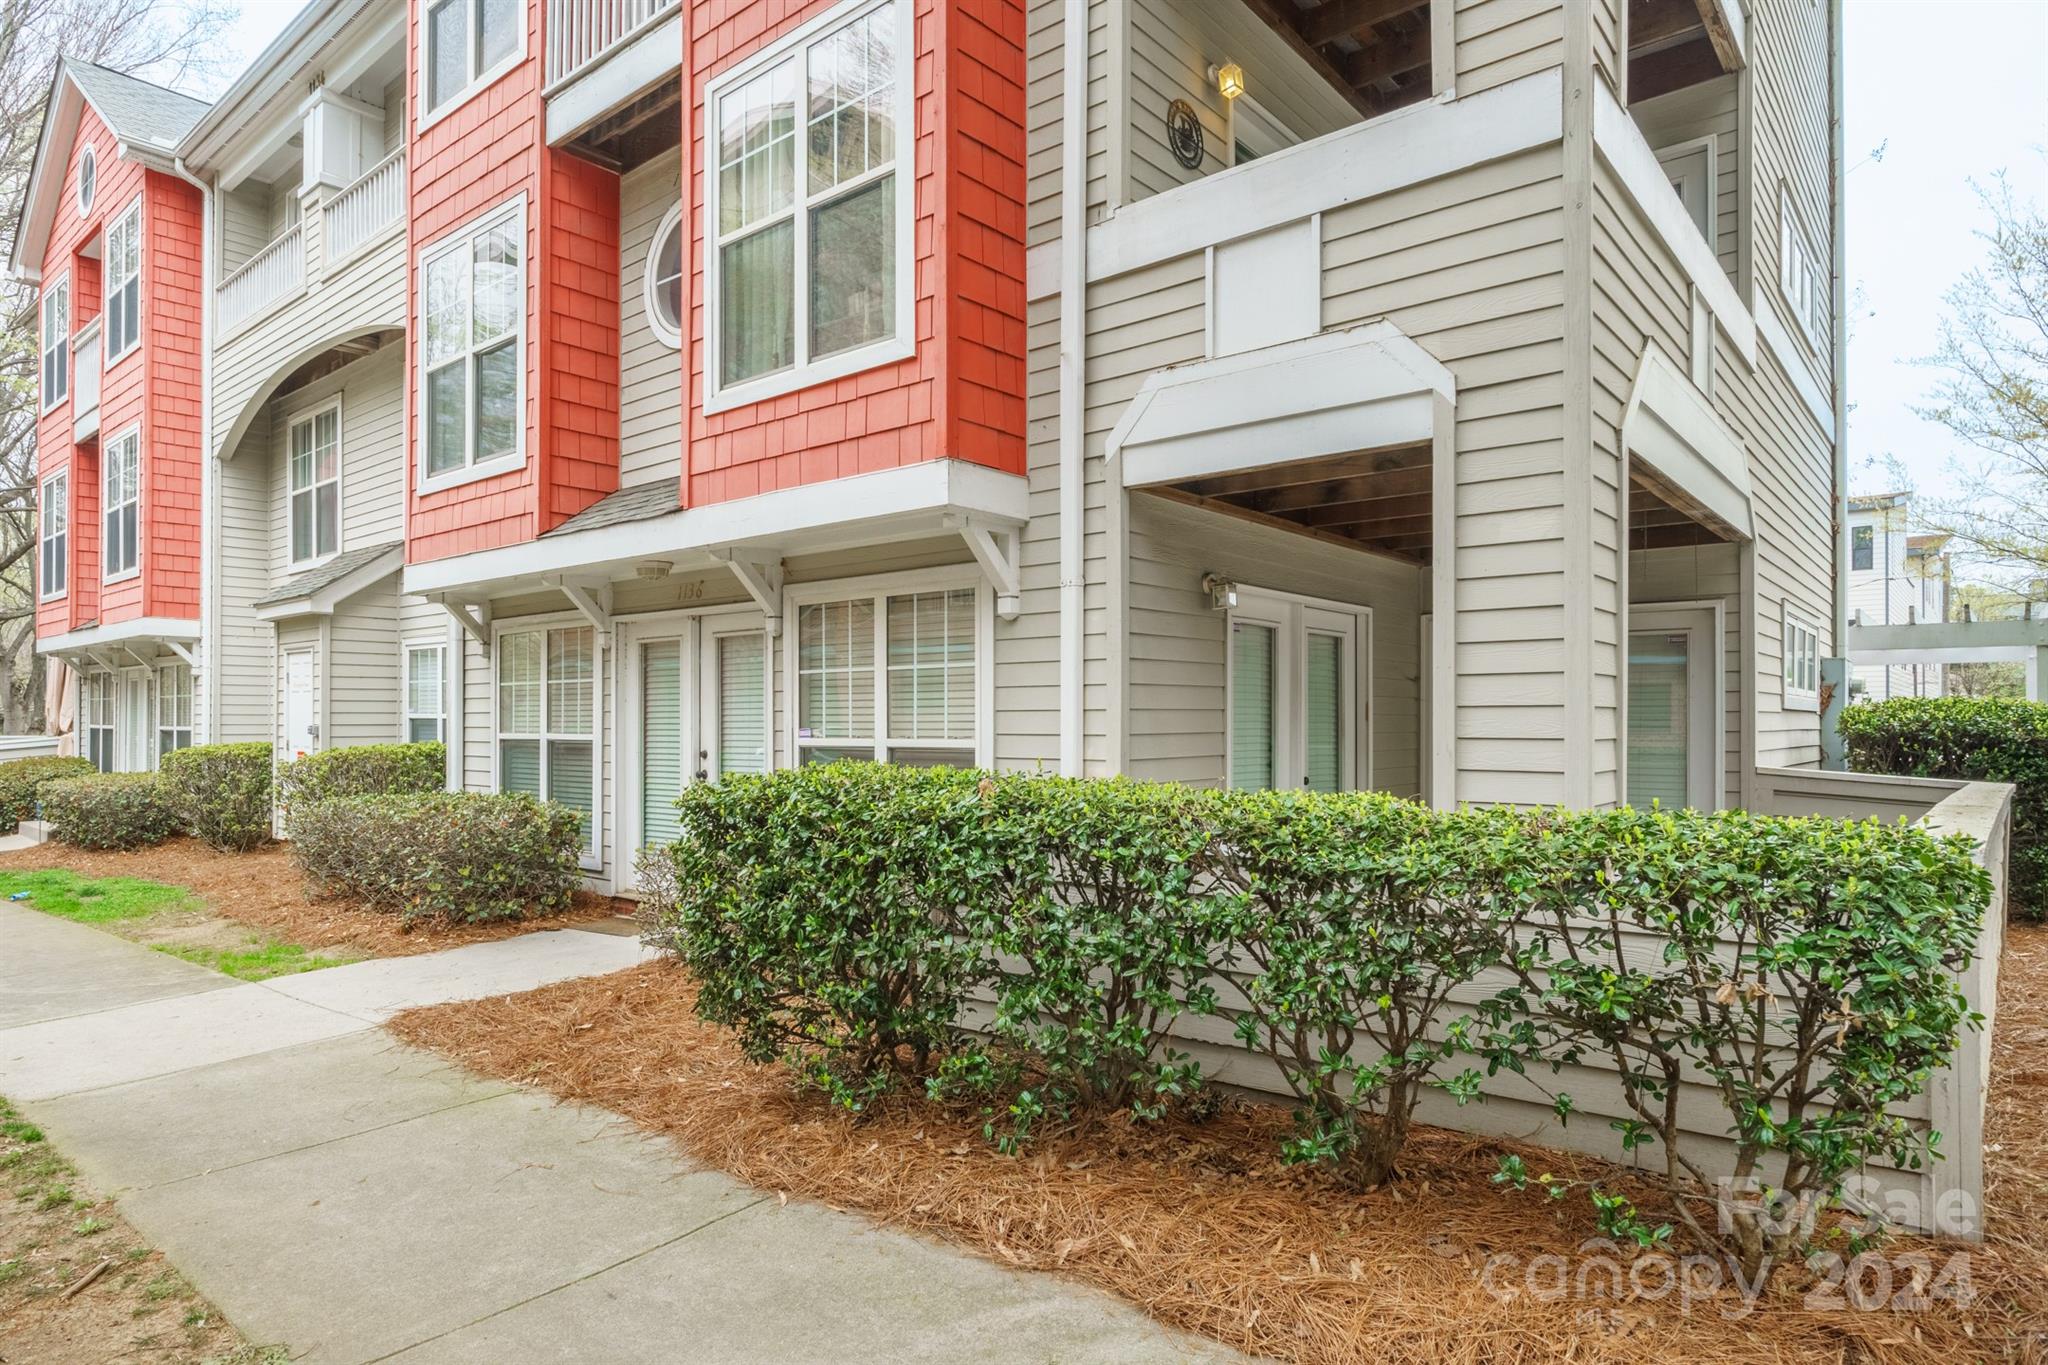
[{"left": 1166, "top": 98, "right": 1204, "bottom": 170}]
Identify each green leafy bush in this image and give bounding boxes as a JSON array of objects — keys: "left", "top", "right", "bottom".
[
  {"left": 1840, "top": 695, "right": 2048, "bottom": 918},
  {"left": 1211, "top": 792, "right": 1522, "bottom": 1190},
  {"left": 288, "top": 791, "right": 583, "bottom": 925},
  {"left": 41, "top": 773, "right": 178, "bottom": 850},
  {"left": 644, "top": 764, "right": 1002, "bottom": 1114},
  {"left": 157, "top": 743, "right": 274, "bottom": 852},
  {"left": 276, "top": 742, "right": 446, "bottom": 830},
  {"left": 0, "top": 756, "right": 95, "bottom": 833},
  {"left": 1491, "top": 805, "right": 1991, "bottom": 1275}
]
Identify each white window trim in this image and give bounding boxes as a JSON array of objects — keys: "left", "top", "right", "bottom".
[
  {"left": 40, "top": 273, "right": 69, "bottom": 413},
  {"left": 1624, "top": 600, "right": 1726, "bottom": 813},
  {"left": 157, "top": 662, "right": 193, "bottom": 758},
  {"left": 490, "top": 613, "right": 605, "bottom": 873},
  {"left": 643, "top": 200, "right": 684, "bottom": 350},
  {"left": 84, "top": 670, "right": 116, "bottom": 773},
  {"left": 77, "top": 144, "right": 95, "bottom": 215},
  {"left": 102, "top": 422, "right": 141, "bottom": 585},
  {"left": 416, "top": 0, "right": 528, "bottom": 135},
  {"left": 700, "top": 0, "right": 917, "bottom": 416},
  {"left": 1782, "top": 600, "right": 1822, "bottom": 712},
  {"left": 39, "top": 470, "right": 67, "bottom": 601},
  {"left": 1655, "top": 134, "right": 1717, "bottom": 255},
  {"left": 782, "top": 567, "right": 995, "bottom": 768},
  {"left": 1777, "top": 182, "right": 1826, "bottom": 354},
  {"left": 104, "top": 195, "right": 143, "bottom": 369},
  {"left": 414, "top": 192, "right": 528, "bottom": 496},
  {"left": 403, "top": 637, "right": 449, "bottom": 744},
  {"left": 287, "top": 398, "right": 344, "bottom": 569},
  {"left": 1222, "top": 584, "right": 1373, "bottom": 793}
]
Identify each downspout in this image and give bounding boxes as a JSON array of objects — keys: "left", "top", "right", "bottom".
[
  {"left": 1821, "top": 0, "right": 1850, "bottom": 767},
  {"left": 170, "top": 157, "right": 215, "bottom": 745},
  {"left": 1057, "top": 0, "right": 1087, "bottom": 777}
]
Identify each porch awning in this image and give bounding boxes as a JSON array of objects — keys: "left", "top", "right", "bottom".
[{"left": 1622, "top": 342, "right": 1753, "bottom": 543}]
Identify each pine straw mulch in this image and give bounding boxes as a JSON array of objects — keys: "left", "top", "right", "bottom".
[
  {"left": 0, "top": 836, "right": 620, "bottom": 958},
  {"left": 387, "top": 925, "right": 2048, "bottom": 1365}
]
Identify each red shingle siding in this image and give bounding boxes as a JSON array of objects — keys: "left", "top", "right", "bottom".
[
  {"left": 537, "top": 148, "right": 621, "bottom": 528},
  {"left": 681, "top": 0, "right": 1026, "bottom": 509}
]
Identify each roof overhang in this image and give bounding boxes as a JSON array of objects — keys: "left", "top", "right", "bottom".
[
  {"left": 1622, "top": 341, "right": 1753, "bottom": 542},
  {"left": 254, "top": 544, "right": 404, "bottom": 621},
  {"left": 403, "top": 459, "right": 1030, "bottom": 601},
  {"left": 37, "top": 617, "right": 201, "bottom": 666},
  {"left": 10, "top": 72, "right": 86, "bottom": 282},
  {"left": 1108, "top": 323, "right": 1455, "bottom": 490}
]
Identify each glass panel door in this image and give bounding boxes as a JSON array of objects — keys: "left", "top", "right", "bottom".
[
  {"left": 708, "top": 630, "right": 768, "bottom": 778},
  {"left": 641, "top": 639, "right": 685, "bottom": 849},
  {"left": 1303, "top": 631, "right": 1344, "bottom": 793},
  {"left": 1230, "top": 621, "right": 1276, "bottom": 789},
  {"left": 1627, "top": 631, "right": 1690, "bottom": 810}
]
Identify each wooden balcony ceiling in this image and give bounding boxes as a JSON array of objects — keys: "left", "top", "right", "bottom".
[
  {"left": 1628, "top": 0, "right": 1744, "bottom": 103},
  {"left": 1630, "top": 474, "right": 1735, "bottom": 551},
  {"left": 1150, "top": 443, "right": 1435, "bottom": 565},
  {"left": 567, "top": 78, "right": 681, "bottom": 171},
  {"left": 1238, "top": 0, "right": 1434, "bottom": 117}
]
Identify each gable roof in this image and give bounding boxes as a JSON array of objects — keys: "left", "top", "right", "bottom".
[{"left": 9, "top": 60, "right": 212, "bottom": 281}]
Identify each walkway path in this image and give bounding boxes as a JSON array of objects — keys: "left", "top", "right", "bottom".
[{"left": 0, "top": 904, "right": 1234, "bottom": 1364}]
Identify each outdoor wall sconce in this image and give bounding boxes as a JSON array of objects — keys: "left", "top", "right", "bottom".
[
  {"left": 1201, "top": 573, "right": 1239, "bottom": 611},
  {"left": 1210, "top": 62, "right": 1246, "bottom": 102}
]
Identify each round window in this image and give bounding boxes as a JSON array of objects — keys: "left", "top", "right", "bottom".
[
  {"left": 77, "top": 145, "right": 95, "bottom": 215},
  {"left": 644, "top": 202, "right": 683, "bottom": 348}
]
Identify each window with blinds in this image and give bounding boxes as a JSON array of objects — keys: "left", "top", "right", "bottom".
[
  {"left": 717, "top": 633, "right": 768, "bottom": 777},
  {"left": 1627, "top": 632, "right": 1689, "bottom": 811},
  {"left": 641, "top": 641, "right": 684, "bottom": 849},
  {"left": 499, "top": 625, "right": 597, "bottom": 860},
  {"left": 406, "top": 645, "right": 445, "bottom": 743},
  {"left": 1230, "top": 623, "right": 1276, "bottom": 790},
  {"left": 1303, "top": 632, "right": 1343, "bottom": 793},
  {"left": 798, "top": 585, "right": 979, "bottom": 766},
  {"left": 1228, "top": 593, "right": 1365, "bottom": 792}
]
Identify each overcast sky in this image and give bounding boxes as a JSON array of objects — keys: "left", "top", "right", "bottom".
[{"left": 209, "top": 0, "right": 2047, "bottom": 507}]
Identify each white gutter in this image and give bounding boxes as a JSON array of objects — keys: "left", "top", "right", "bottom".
[
  {"left": 1828, "top": 0, "right": 1849, "bottom": 650},
  {"left": 169, "top": 156, "right": 216, "bottom": 744},
  {"left": 1057, "top": 0, "right": 1087, "bottom": 778}
]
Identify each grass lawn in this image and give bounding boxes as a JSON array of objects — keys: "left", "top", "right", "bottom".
[{"left": 0, "top": 870, "right": 354, "bottom": 982}]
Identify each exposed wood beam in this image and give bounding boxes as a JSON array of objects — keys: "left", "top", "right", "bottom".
[
  {"left": 1177, "top": 443, "right": 1430, "bottom": 500},
  {"left": 1343, "top": 28, "right": 1430, "bottom": 88},
  {"left": 1235, "top": 0, "right": 1379, "bottom": 118},
  {"left": 1294, "top": 493, "right": 1432, "bottom": 529},
  {"left": 1145, "top": 487, "right": 1424, "bottom": 566},
  {"left": 1628, "top": 0, "right": 1706, "bottom": 52},
  {"left": 1249, "top": 465, "right": 1432, "bottom": 514},
  {"left": 1629, "top": 32, "right": 1723, "bottom": 102},
  {"left": 1301, "top": 0, "right": 1427, "bottom": 47}
]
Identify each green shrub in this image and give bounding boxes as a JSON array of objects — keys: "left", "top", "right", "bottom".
[
  {"left": 1840, "top": 695, "right": 2048, "bottom": 918},
  {"left": 41, "top": 773, "right": 178, "bottom": 850},
  {"left": 0, "top": 756, "right": 95, "bottom": 833},
  {"left": 644, "top": 764, "right": 1001, "bottom": 1114},
  {"left": 157, "top": 743, "right": 274, "bottom": 852},
  {"left": 1491, "top": 804, "right": 1991, "bottom": 1275},
  {"left": 276, "top": 743, "right": 446, "bottom": 830},
  {"left": 288, "top": 791, "right": 583, "bottom": 925}
]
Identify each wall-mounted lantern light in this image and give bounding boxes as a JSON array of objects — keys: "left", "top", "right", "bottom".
[
  {"left": 1201, "top": 573, "right": 1239, "bottom": 611},
  {"left": 1211, "top": 61, "right": 1246, "bottom": 101}
]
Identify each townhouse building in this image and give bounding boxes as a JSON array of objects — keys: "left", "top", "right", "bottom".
[
  {"left": 16, "top": 0, "right": 1848, "bottom": 894},
  {"left": 1844, "top": 491, "right": 1949, "bottom": 700}
]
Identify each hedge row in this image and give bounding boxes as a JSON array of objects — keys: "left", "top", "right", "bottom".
[
  {"left": 289, "top": 791, "right": 584, "bottom": 925},
  {"left": 160, "top": 744, "right": 274, "bottom": 851},
  {"left": 642, "top": 763, "right": 1992, "bottom": 1274},
  {"left": 0, "top": 756, "right": 95, "bottom": 833},
  {"left": 40, "top": 773, "right": 180, "bottom": 850},
  {"left": 277, "top": 742, "right": 446, "bottom": 829},
  {"left": 1841, "top": 695, "right": 2047, "bottom": 918}
]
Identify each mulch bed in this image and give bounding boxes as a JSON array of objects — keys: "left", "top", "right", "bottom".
[
  {"left": 0, "top": 837, "right": 620, "bottom": 958},
  {"left": 387, "top": 926, "right": 2048, "bottom": 1364}
]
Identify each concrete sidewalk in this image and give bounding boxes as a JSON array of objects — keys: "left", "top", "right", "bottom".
[{"left": 0, "top": 904, "right": 1236, "bottom": 1364}]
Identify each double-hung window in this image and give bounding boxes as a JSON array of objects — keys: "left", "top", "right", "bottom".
[
  {"left": 40, "top": 277, "right": 68, "bottom": 410},
  {"left": 424, "top": 0, "right": 520, "bottom": 117},
  {"left": 84, "top": 673, "right": 115, "bottom": 773},
  {"left": 104, "top": 199, "right": 141, "bottom": 362},
  {"left": 1782, "top": 604, "right": 1821, "bottom": 711},
  {"left": 289, "top": 403, "right": 340, "bottom": 564},
  {"left": 1227, "top": 590, "right": 1369, "bottom": 793},
  {"left": 103, "top": 427, "right": 139, "bottom": 580},
  {"left": 157, "top": 664, "right": 192, "bottom": 757},
  {"left": 38, "top": 472, "right": 66, "bottom": 599},
  {"left": 421, "top": 198, "right": 523, "bottom": 486},
  {"left": 1850, "top": 524, "right": 1873, "bottom": 572},
  {"left": 706, "top": 0, "right": 911, "bottom": 408},
  {"left": 794, "top": 583, "right": 983, "bottom": 766},
  {"left": 498, "top": 625, "right": 598, "bottom": 864},
  {"left": 406, "top": 643, "right": 447, "bottom": 743},
  {"left": 1778, "top": 184, "right": 1828, "bottom": 351}
]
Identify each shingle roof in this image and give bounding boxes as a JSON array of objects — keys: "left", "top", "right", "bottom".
[
  {"left": 543, "top": 478, "right": 681, "bottom": 538},
  {"left": 1906, "top": 533, "right": 1952, "bottom": 556},
  {"left": 253, "top": 542, "right": 402, "bottom": 609},
  {"left": 66, "top": 61, "right": 210, "bottom": 150}
]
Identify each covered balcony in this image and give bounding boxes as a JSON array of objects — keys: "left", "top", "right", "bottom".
[{"left": 545, "top": 0, "right": 682, "bottom": 156}]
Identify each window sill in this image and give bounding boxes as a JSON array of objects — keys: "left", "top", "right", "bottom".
[
  {"left": 104, "top": 342, "right": 140, "bottom": 373},
  {"left": 416, "top": 54, "right": 526, "bottom": 138},
  {"left": 1784, "top": 693, "right": 1819, "bottom": 713},
  {"left": 40, "top": 396, "right": 67, "bottom": 417},
  {"left": 703, "top": 335, "right": 915, "bottom": 417},
  {"left": 37, "top": 590, "right": 65, "bottom": 603},
  {"left": 103, "top": 568, "right": 139, "bottom": 586},
  {"left": 417, "top": 453, "right": 525, "bottom": 498}
]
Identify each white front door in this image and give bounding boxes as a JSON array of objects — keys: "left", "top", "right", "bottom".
[
  {"left": 118, "top": 668, "right": 152, "bottom": 772},
  {"left": 1626, "top": 604, "right": 1723, "bottom": 812},
  {"left": 283, "top": 650, "right": 317, "bottom": 760}
]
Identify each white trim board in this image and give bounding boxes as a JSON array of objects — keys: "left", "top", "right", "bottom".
[
  {"left": 1621, "top": 341, "right": 1753, "bottom": 542},
  {"left": 37, "top": 616, "right": 201, "bottom": 658}
]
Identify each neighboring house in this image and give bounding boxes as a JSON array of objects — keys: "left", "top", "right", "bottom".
[
  {"left": 1844, "top": 492, "right": 1949, "bottom": 700},
  {"left": 12, "top": 0, "right": 1846, "bottom": 888}
]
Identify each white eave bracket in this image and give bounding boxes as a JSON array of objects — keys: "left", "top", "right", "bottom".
[
  {"left": 712, "top": 551, "right": 786, "bottom": 637},
  {"left": 548, "top": 577, "right": 614, "bottom": 647},
  {"left": 163, "top": 640, "right": 197, "bottom": 669},
  {"left": 436, "top": 597, "right": 492, "bottom": 655},
  {"left": 952, "top": 520, "right": 1022, "bottom": 620}
]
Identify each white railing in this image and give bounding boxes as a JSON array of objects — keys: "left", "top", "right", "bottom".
[
  {"left": 322, "top": 150, "right": 406, "bottom": 266},
  {"left": 546, "top": 0, "right": 678, "bottom": 89},
  {"left": 217, "top": 223, "right": 304, "bottom": 337}
]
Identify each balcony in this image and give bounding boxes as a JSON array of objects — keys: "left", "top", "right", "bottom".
[
  {"left": 545, "top": 0, "right": 678, "bottom": 90},
  {"left": 217, "top": 222, "right": 304, "bottom": 339},
  {"left": 321, "top": 150, "right": 405, "bottom": 267},
  {"left": 70, "top": 318, "right": 100, "bottom": 443}
]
